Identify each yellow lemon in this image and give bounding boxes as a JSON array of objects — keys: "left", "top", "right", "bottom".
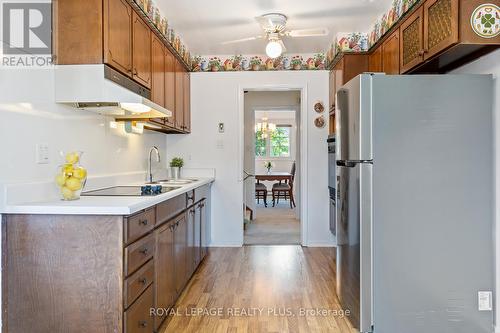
[
  {"left": 65, "top": 177, "right": 82, "bottom": 191},
  {"left": 55, "top": 174, "right": 66, "bottom": 187},
  {"left": 73, "top": 168, "right": 87, "bottom": 179},
  {"left": 61, "top": 186, "right": 74, "bottom": 200},
  {"left": 65, "top": 152, "right": 79, "bottom": 164},
  {"left": 63, "top": 164, "right": 74, "bottom": 176}
]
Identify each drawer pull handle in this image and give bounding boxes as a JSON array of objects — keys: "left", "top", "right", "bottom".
[
  {"left": 138, "top": 320, "right": 147, "bottom": 328},
  {"left": 140, "top": 247, "right": 149, "bottom": 255},
  {"left": 139, "top": 219, "right": 148, "bottom": 226},
  {"left": 139, "top": 277, "right": 148, "bottom": 285}
]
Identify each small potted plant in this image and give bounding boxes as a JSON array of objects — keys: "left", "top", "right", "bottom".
[
  {"left": 170, "top": 157, "right": 184, "bottom": 180},
  {"left": 291, "top": 56, "right": 303, "bottom": 70},
  {"left": 209, "top": 57, "right": 221, "bottom": 71},
  {"left": 264, "top": 161, "right": 274, "bottom": 173},
  {"left": 250, "top": 56, "right": 263, "bottom": 71}
]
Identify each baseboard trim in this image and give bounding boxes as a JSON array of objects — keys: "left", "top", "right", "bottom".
[
  {"left": 305, "top": 242, "right": 336, "bottom": 247},
  {"left": 208, "top": 243, "right": 243, "bottom": 247}
]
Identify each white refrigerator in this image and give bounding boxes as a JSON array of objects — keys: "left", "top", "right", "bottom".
[{"left": 335, "top": 74, "right": 494, "bottom": 333}]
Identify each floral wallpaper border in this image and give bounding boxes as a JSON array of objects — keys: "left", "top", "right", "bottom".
[
  {"left": 325, "top": 0, "right": 421, "bottom": 67},
  {"left": 191, "top": 53, "right": 326, "bottom": 72}
]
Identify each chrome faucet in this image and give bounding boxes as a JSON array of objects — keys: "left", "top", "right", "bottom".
[{"left": 148, "top": 146, "right": 161, "bottom": 183}]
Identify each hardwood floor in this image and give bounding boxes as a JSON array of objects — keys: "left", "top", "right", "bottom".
[{"left": 161, "top": 246, "right": 356, "bottom": 333}]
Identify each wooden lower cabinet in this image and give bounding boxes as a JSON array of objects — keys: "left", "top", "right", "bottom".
[
  {"left": 173, "top": 212, "right": 188, "bottom": 294},
  {"left": 3, "top": 185, "right": 212, "bottom": 333},
  {"left": 154, "top": 221, "right": 176, "bottom": 330}
]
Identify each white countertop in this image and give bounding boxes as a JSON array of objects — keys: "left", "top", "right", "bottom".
[{"left": 2, "top": 178, "right": 214, "bottom": 216}]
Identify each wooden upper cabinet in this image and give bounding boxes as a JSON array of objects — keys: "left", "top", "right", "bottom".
[
  {"left": 103, "top": 0, "right": 132, "bottom": 75},
  {"left": 165, "top": 49, "right": 176, "bottom": 127},
  {"left": 132, "top": 11, "right": 151, "bottom": 88},
  {"left": 183, "top": 72, "right": 191, "bottom": 133},
  {"left": 174, "top": 60, "right": 185, "bottom": 130},
  {"left": 382, "top": 29, "right": 400, "bottom": 74},
  {"left": 423, "top": 0, "right": 458, "bottom": 59},
  {"left": 151, "top": 34, "right": 165, "bottom": 107},
  {"left": 400, "top": 6, "right": 424, "bottom": 73},
  {"left": 368, "top": 46, "right": 383, "bottom": 72}
]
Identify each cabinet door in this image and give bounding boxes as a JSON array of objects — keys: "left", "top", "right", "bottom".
[
  {"left": 423, "top": 0, "right": 458, "bottom": 60},
  {"left": 200, "top": 200, "right": 208, "bottom": 260},
  {"left": 173, "top": 213, "right": 187, "bottom": 294},
  {"left": 132, "top": 11, "right": 151, "bottom": 88},
  {"left": 103, "top": 0, "right": 132, "bottom": 75},
  {"left": 400, "top": 6, "right": 424, "bottom": 73},
  {"left": 194, "top": 203, "right": 201, "bottom": 267},
  {"left": 382, "top": 29, "right": 400, "bottom": 74},
  {"left": 164, "top": 49, "right": 176, "bottom": 127},
  {"left": 368, "top": 46, "right": 382, "bottom": 72},
  {"left": 155, "top": 222, "right": 175, "bottom": 331},
  {"left": 151, "top": 34, "right": 165, "bottom": 108},
  {"left": 174, "top": 60, "right": 184, "bottom": 130},
  {"left": 183, "top": 72, "right": 191, "bottom": 133},
  {"left": 186, "top": 207, "right": 195, "bottom": 277}
]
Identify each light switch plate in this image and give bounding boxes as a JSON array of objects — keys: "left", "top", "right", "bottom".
[
  {"left": 36, "top": 143, "right": 49, "bottom": 164},
  {"left": 478, "top": 291, "right": 492, "bottom": 311}
]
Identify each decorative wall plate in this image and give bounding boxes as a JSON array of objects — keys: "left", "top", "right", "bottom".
[
  {"left": 314, "top": 116, "right": 325, "bottom": 128},
  {"left": 470, "top": 3, "right": 500, "bottom": 38},
  {"left": 314, "top": 102, "right": 325, "bottom": 113}
]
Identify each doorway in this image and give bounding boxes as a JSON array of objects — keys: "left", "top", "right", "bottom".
[{"left": 242, "top": 90, "right": 301, "bottom": 245}]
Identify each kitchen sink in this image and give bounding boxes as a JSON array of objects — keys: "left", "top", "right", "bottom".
[{"left": 147, "top": 179, "right": 198, "bottom": 186}]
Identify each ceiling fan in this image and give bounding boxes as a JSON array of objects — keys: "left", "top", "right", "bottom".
[{"left": 221, "top": 13, "right": 329, "bottom": 58}]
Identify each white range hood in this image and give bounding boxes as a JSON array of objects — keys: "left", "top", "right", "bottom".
[{"left": 55, "top": 64, "right": 172, "bottom": 119}]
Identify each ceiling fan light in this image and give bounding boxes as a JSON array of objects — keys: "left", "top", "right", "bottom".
[{"left": 266, "top": 40, "right": 282, "bottom": 58}]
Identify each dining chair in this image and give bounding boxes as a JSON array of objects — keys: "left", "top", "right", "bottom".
[
  {"left": 272, "top": 161, "right": 296, "bottom": 209},
  {"left": 255, "top": 181, "right": 268, "bottom": 207}
]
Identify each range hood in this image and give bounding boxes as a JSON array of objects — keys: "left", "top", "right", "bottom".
[{"left": 55, "top": 64, "right": 172, "bottom": 119}]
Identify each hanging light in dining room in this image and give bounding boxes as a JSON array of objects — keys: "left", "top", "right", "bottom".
[{"left": 255, "top": 117, "right": 276, "bottom": 138}]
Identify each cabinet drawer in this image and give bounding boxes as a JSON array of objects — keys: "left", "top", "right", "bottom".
[
  {"left": 124, "top": 284, "right": 154, "bottom": 333},
  {"left": 124, "top": 259, "right": 154, "bottom": 308},
  {"left": 125, "top": 233, "right": 155, "bottom": 276},
  {"left": 125, "top": 208, "right": 155, "bottom": 244},
  {"left": 157, "top": 195, "right": 186, "bottom": 225}
]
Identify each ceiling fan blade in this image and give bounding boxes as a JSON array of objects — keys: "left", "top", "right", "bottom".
[
  {"left": 278, "top": 39, "right": 287, "bottom": 53},
  {"left": 286, "top": 28, "right": 329, "bottom": 37},
  {"left": 220, "top": 36, "right": 264, "bottom": 45}
]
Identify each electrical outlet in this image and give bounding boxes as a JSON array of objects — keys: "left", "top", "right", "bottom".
[
  {"left": 216, "top": 140, "right": 224, "bottom": 149},
  {"left": 36, "top": 143, "right": 49, "bottom": 164},
  {"left": 218, "top": 123, "right": 224, "bottom": 133}
]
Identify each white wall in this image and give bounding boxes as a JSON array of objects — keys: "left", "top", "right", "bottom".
[
  {"left": 450, "top": 49, "right": 500, "bottom": 331},
  {"left": 167, "top": 71, "right": 332, "bottom": 246},
  {"left": 0, "top": 69, "right": 168, "bottom": 186}
]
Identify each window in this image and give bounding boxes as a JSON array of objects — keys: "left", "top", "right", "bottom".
[
  {"left": 270, "top": 126, "right": 290, "bottom": 157},
  {"left": 255, "top": 125, "right": 291, "bottom": 158}
]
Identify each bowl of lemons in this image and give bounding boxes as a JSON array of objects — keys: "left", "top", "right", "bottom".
[{"left": 55, "top": 152, "right": 87, "bottom": 200}]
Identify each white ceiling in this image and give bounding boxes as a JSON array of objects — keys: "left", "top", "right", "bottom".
[{"left": 156, "top": 0, "right": 392, "bottom": 55}]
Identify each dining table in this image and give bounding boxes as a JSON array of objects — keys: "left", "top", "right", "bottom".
[{"left": 255, "top": 171, "right": 292, "bottom": 183}]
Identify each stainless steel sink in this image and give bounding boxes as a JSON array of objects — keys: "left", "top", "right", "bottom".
[{"left": 147, "top": 179, "right": 198, "bottom": 186}]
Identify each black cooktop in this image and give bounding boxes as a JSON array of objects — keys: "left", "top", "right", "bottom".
[{"left": 82, "top": 185, "right": 177, "bottom": 197}]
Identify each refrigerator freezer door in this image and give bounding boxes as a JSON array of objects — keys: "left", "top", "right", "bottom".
[
  {"left": 336, "top": 74, "right": 373, "bottom": 162},
  {"left": 337, "top": 163, "right": 372, "bottom": 332}
]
